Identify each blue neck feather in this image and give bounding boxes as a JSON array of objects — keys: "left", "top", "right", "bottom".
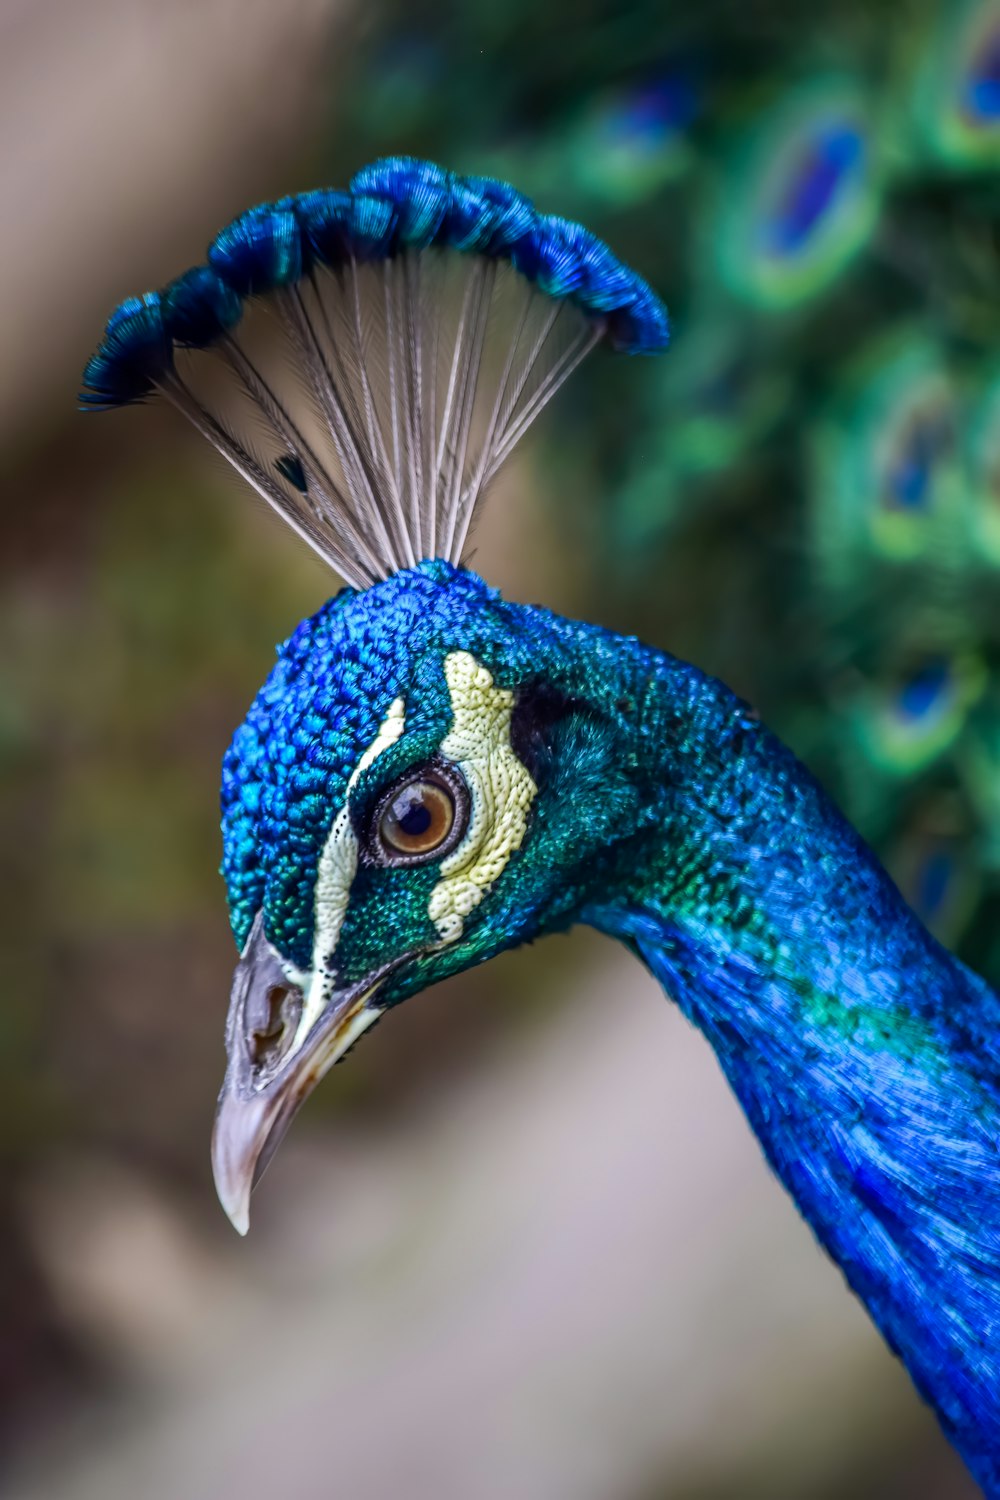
[{"left": 578, "top": 652, "right": 1000, "bottom": 1492}]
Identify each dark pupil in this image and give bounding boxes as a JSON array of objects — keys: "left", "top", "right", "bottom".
[{"left": 395, "top": 791, "right": 432, "bottom": 837}]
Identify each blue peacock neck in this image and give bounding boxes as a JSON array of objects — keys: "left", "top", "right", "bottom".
[{"left": 572, "top": 644, "right": 1000, "bottom": 1494}]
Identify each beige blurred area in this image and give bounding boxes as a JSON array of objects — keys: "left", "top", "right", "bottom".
[
  {"left": 0, "top": 4, "right": 979, "bottom": 1499},
  {"left": 7, "top": 947, "right": 974, "bottom": 1500}
]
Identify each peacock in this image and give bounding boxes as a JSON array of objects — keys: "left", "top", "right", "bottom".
[{"left": 82, "top": 157, "right": 1000, "bottom": 1491}]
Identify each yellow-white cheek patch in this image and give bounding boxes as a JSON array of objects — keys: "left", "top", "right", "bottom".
[
  {"left": 294, "top": 696, "right": 405, "bottom": 1047},
  {"left": 428, "top": 652, "right": 537, "bottom": 946}
]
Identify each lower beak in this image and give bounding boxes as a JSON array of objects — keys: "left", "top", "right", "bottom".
[{"left": 211, "top": 915, "right": 390, "bottom": 1235}]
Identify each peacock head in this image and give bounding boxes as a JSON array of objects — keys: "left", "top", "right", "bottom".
[
  {"left": 81, "top": 156, "right": 668, "bottom": 1229},
  {"left": 215, "top": 560, "right": 657, "bottom": 1229}
]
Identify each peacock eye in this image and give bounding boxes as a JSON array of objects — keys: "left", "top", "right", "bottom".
[
  {"left": 371, "top": 763, "right": 469, "bottom": 866},
  {"left": 380, "top": 779, "right": 454, "bottom": 854}
]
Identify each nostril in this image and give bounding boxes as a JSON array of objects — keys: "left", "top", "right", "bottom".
[{"left": 248, "top": 984, "right": 301, "bottom": 1070}]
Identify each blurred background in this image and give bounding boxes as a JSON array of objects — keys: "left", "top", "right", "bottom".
[{"left": 2, "top": 0, "right": 998, "bottom": 1494}]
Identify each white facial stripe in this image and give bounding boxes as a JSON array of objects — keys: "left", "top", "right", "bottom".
[
  {"left": 354, "top": 697, "right": 407, "bottom": 781},
  {"left": 294, "top": 697, "right": 405, "bottom": 1046},
  {"left": 428, "top": 652, "right": 537, "bottom": 945}
]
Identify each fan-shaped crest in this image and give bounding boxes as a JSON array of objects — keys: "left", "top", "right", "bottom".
[{"left": 82, "top": 158, "right": 668, "bottom": 587}]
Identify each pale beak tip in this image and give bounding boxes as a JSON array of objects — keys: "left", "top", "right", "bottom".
[
  {"left": 229, "top": 1203, "right": 251, "bottom": 1237},
  {"left": 214, "top": 1165, "right": 252, "bottom": 1236},
  {"left": 211, "top": 1103, "right": 256, "bottom": 1237}
]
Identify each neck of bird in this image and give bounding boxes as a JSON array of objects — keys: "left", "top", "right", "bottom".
[{"left": 581, "top": 647, "right": 1000, "bottom": 1491}]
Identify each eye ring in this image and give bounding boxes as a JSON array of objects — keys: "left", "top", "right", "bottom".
[{"left": 367, "top": 759, "right": 470, "bottom": 868}]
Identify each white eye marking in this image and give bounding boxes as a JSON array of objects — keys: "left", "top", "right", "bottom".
[
  {"left": 352, "top": 697, "right": 408, "bottom": 782},
  {"left": 428, "top": 651, "right": 537, "bottom": 945},
  {"left": 294, "top": 696, "right": 405, "bottom": 1047}
]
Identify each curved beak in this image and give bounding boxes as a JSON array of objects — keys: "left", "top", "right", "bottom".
[{"left": 211, "top": 914, "right": 391, "bottom": 1235}]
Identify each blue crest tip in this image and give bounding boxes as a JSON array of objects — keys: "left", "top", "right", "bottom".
[
  {"left": 80, "top": 291, "right": 170, "bottom": 410},
  {"left": 81, "top": 155, "right": 669, "bottom": 409},
  {"left": 163, "top": 267, "right": 243, "bottom": 349}
]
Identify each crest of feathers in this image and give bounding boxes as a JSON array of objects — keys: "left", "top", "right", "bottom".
[{"left": 82, "top": 158, "right": 668, "bottom": 587}]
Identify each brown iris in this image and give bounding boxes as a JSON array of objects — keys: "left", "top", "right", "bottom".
[
  {"left": 379, "top": 777, "right": 456, "bottom": 856},
  {"left": 368, "top": 760, "right": 470, "bottom": 868}
]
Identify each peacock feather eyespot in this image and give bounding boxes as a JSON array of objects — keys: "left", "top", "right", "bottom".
[
  {"left": 567, "top": 74, "right": 698, "bottom": 207},
  {"left": 711, "top": 76, "right": 879, "bottom": 310},
  {"left": 810, "top": 331, "right": 967, "bottom": 591},
  {"left": 908, "top": 0, "right": 1000, "bottom": 168},
  {"left": 966, "top": 22, "right": 1000, "bottom": 123}
]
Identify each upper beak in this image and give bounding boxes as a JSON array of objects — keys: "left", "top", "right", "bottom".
[{"left": 211, "top": 913, "right": 391, "bottom": 1235}]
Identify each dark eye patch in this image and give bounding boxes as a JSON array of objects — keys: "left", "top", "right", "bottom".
[{"left": 510, "top": 679, "right": 590, "bottom": 779}]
